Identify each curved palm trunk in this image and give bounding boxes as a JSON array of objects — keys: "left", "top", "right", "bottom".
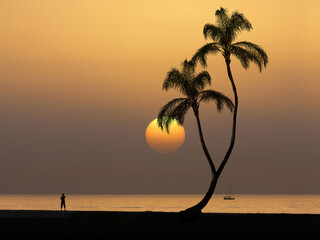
[
  {"left": 180, "top": 110, "right": 217, "bottom": 218},
  {"left": 181, "top": 61, "right": 238, "bottom": 219},
  {"left": 217, "top": 60, "right": 238, "bottom": 176}
]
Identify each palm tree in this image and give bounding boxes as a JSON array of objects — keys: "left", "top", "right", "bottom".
[
  {"left": 157, "top": 59, "right": 234, "bottom": 217},
  {"left": 192, "top": 7, "right": 268, "bottom": 204}
]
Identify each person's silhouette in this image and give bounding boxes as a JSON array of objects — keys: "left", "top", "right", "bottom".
[{"left": 60, "top": 193, "right": 66, "bottom": 211}]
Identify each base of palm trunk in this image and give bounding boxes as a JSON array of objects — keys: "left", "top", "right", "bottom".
[{"left": 179, "top": 206, "right": 202, "bottom": 220}]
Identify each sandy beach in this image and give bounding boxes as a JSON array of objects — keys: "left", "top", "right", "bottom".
[{"left": 1, "top": 210, "right": 319, "bottom": 239}]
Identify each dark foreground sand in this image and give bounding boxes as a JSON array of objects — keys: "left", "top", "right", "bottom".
[{"left": 0, "top": 210, "right": 319, "bottom": 239}]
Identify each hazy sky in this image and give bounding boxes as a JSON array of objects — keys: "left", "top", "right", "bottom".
[{"left": 0, "top": 0, "right": 319, "bottom": 194}]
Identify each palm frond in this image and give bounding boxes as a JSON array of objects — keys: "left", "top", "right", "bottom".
[
  {"left": 203, "top": 24, "right": 223, "bottom": 41},
  {"left": 198, "top": 90, "right": 234, "bottom": 112},
  {"left": 232, "top": 41, "right": 268, "bottom": 68},
  {"left": 163, "top": 68, "right": 190, "bottom": 96},
  {"left": 215, "top": 7, "right": 229, "bottom": 29},
  {"left": 230, "top": 46, "right": 251, "bottom": 69},
  {"left": 167, "top": 100, "right": 191, "bottom": 127},
  {"left": 157, "top": 98, "right": 191, "bottom": 133},
  {"left": 192, "top": 42, "right": 222, "bottom": 67},
  {"left": 231, "top": 44, "right": 267, "bottom": 71},
  {"left": 227, "top": 12, "right": 252, "bottom": 42},
  {"left": 157, "top": 117, "right": 175, "bottom": 134},
  {"left": 158, "top": 98, "right": 188, "bottom": 121},
  {"left": 181, "top": 59, "right": 196, "bottom": 85},
  {"left": 192, "top": 71, "right": 211, "bottom": 92},
  {"left": 182, "top": 59, "right": 196, "bottom": 73}
]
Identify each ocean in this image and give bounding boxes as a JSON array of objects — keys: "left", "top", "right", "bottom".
[{"left": 0, "top": 194, "right": 319, "bottom": 214}]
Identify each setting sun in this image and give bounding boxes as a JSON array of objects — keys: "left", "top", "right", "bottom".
[{"left": 145, "top": 118, "right": 185, "bottom": 153}]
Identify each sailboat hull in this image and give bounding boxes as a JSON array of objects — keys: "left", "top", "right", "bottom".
[{"left": 223, "top": 196, "right": 235, "bottom": 200}]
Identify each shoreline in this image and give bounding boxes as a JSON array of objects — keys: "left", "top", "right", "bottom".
[{"left": 1, "top": 210, "right": 319, "bottom": 239}]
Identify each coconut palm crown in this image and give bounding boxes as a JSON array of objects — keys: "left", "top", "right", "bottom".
[
  {"left": 157, "top": 59, "right": 234, "bottom": 216},
  {"left": 192, "top": 7, "right": 268, "bottom": 71},
  {"left": 158, "top": 60, "right": 233, "bottom": 131}
]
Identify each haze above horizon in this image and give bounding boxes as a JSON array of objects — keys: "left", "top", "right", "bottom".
[{"left": 0, "top": 0, "right": 319, "bottom": 194}]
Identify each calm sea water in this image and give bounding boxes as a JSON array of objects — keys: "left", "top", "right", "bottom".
[{"left": 0, "top": 195, "right": 319, "bottom": 214}]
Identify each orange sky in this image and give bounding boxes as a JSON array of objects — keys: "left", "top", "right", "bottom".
[
  {"left": 0, "top": 0, "right": 319, "bottom": 194},
  {"left": 1, "top": 0, "right": 319, "bottom": 112}
]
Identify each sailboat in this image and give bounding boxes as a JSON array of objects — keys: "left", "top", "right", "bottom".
[{"left": 223, "top": 183, "right": 235, "bottom": 200}]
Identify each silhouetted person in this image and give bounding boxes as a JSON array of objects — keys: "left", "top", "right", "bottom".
[{"left": 60, "top": 193, "right": 66, "bottom": 211}]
